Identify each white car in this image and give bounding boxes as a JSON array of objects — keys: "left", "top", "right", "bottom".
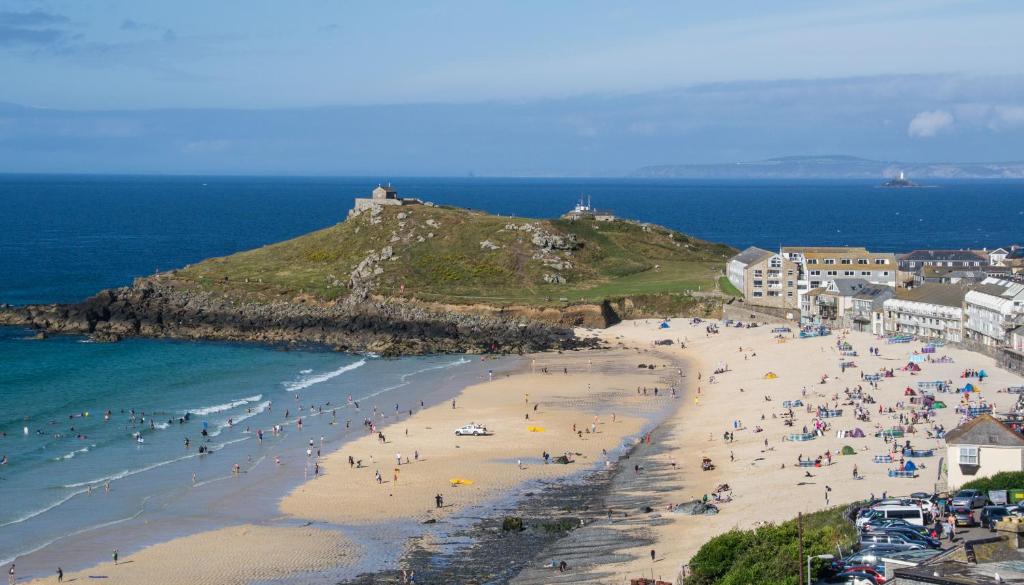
[{"left": 455, "top": 424, "right": 488, "bottom": 436}]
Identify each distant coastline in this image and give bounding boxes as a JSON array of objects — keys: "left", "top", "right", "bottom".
[{"left": 631, "top": 155, "right": 1024, "bottom": 179}]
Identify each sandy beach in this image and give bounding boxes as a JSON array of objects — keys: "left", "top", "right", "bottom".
[
  {"left": 17, "top": 320, "right": 1024, "bottom": 585},
  {"left": 22, "top": 524, "right": 356, "bottom": 585},
  {"left": 565, "top": 318, "right": 1024, "bottom": 583},
  {"left": 281, "top": 349, "right": 679, "bottom": 525}
]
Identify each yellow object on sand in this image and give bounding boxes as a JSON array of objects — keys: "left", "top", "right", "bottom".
[
  {"left": 450, "top": 478, "right": 474, "bottom": 486},
  {"left": 764, "top": 372, "right": 778, "bottom": 379},
  {"left": 527, "top": 426, "right": 545, "bottom": 432}
]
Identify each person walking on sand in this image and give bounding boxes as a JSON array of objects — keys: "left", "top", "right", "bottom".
[
  {"left": 435, "top": 493, "right": 443, "bottom": 508},
  {"left": 7, "top": 564, "right": 14, "bottom": 585},
  {"left": 650, "top": 549, "right": 656, "bottom": 561},
  {"left": 112, "top": 549, "right": 118, "bottom": 565},
  {"left": 57, "top": 567, "right": 62, "bottom": 583}
]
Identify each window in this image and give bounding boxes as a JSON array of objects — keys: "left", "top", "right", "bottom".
[
  {"left": 787, "top": 270, "right": 794, "bottom": 276},
  {"left": 841, "top": 258, "right": 852, "bottom": 265},
  {"left": 787, "top": 281, "right": 794, "bottom": 287},
  {"left": 753, "top": 280, "right": 763, "bottom": 287},
  {"left": 883, "top": 271, "right": 890, "bottom": 276},
  {"left": 824, "top": 259, "right": 836, "bottom": 265},
  {"left": 844, "top": 271, "right": 855, "bottom": 276},
  {"left": 959, "top": 446, "right": 979, "bottom": 466},
  {"left": 827, "top": 270, "right": 837, "bottom": 276},
  {"left": 875, "top": 259, "right": 888, "bottom": 265},
  {"left": 787, "top": 291, "right": 794, "bottom": 297},
  {"left": 861, "top": 271, "right": 871, "bottom": 276},
  {"left": 807, "top": 258, "right": 818, "bottom": 265},
  {"left": 810, "top": 281, "right": 821, "bottom": 287},
  {"left": 753, "top": 269, "right": 763, "bottom": 277},
  {"left": 752, "top": 291, "right": 763, "bottom": 297},
  {"left": 770, "top": 257, "right": 781, "bottom": 268},
  {"left": 810, "top": 270, "right": 821, "bottom": 276},
  {"left": 768, "top": 291, "right": 779, "bottom": 297},
  {"left": 858, "top": 259, "right": 869, "bottom": 265}
]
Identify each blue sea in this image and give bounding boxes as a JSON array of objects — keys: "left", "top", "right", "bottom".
[{"left": 1, "top": 174, "right": 1022, "bottom": 576}]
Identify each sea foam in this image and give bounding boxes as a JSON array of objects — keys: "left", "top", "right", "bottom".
[
  {"left": 185, "top": 394, "right": 263, "bottom": 416},
  {"left": 283, "top": 359, "right": 366, "bottom": 392}
]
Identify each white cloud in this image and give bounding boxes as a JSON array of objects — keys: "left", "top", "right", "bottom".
[{"left": 907, "top": 109, "right": 953, "bottom": 138}]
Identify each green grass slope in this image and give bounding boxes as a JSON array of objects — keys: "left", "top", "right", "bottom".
[{"left": 172, "top": 204, "right": 735, "bottom": 307}]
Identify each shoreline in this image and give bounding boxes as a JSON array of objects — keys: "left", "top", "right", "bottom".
[
  {"left": 16, "top": 344, "right": 685, "bottom": 584},
  {"left": 11, "top": 352, "right": 520, "bottom": 584}
]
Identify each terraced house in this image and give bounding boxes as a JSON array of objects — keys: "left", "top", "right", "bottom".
[
  {"left": 883, "top": 283, "right": 970, "bottom": 343},
  {"left": 965, "top": 278, "right": 1024, "bottom": 348},
  {"left": 781, "top": 246, "right": 897, "bottom": 303}
]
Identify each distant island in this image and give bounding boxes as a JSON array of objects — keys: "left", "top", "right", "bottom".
[
  {"left": 0, "top": 187, "right": 734, "bottom": 355},
  {"left": 631, "top": 155, "right": 1024, "bottom": 179},
  {"left": 879, "top": 170, "right": 922, "bottom": 188}
]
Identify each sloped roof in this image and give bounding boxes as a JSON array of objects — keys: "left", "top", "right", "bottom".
[
  {"left": 895, "top": 283, "right": 970, "bottom": 307},
  {"left": 852, "top": 284, "right": 894, "bottom": 300},
  {"left": 901, "top": 249, "right": 987, "bottom": 262},
  {"left": 731, "top": 246, "right": 774, "bottom": 266},
  {"left": 827, "top": 278, "right": 872, "bottom": 296},
  {"left": 945, "top": 414, "right": 1024, "bottom": 447}
]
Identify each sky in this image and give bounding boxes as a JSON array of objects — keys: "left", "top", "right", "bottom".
[{"left": 1, "top": 0, "right": 1023, "bottom": 175}]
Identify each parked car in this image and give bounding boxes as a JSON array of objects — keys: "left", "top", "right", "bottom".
[
  {"left": 878, "top": 526, "right": 941, "bottom": 548},
  {"left": 839, "top": 569, "right": 888, "bottom": 581},
  {"left": 951, "top": 489, "right": 987, "bottom": 509},
  {"left": 454, "top": 423, "right": 489, "bottom": 436},
  {"left": 980, "top": 505, "right": 1014, "bottom": 528},
  {"left": 835, "top": 566, "right": 886, "bottom": 584},
  {"left": 951, "top": 505, "right": 978, "bottom": 527},
  {"left": 831, "top": 554, "right": 883, "bottom": 575},
  {"left": 861, "top": 517, "right": 931, "bottom": 536},
  {"left": 856, "top": 505, "right": 925, "bottom": 528},
  {"left": 860, "top": 532, "right": 927, "bottom": 549}
]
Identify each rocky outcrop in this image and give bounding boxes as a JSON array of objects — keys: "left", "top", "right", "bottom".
[{"left": 0, "top": 279, "right": 585, "bottom": 356}]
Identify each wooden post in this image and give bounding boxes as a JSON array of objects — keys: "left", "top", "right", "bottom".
[{"left": 798, "top": 511, "right": 804, "bottom": 585}]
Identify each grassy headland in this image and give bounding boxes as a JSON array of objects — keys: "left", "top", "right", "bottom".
[{"left": 172, "top": 204, "right": 734, "bottom": 310}]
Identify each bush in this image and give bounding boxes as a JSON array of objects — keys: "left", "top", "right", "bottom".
[
  {"left": 961, "top": 471, "right": 1024, "bottom": 493},
  {"left": 685, "top": 507, "right": 856, "bottom": 585}
]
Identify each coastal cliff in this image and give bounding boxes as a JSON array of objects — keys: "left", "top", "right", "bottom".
[
  {"left": 1, "top": 202, "right": 733, "bottom": 354},
  {"left": 0, "top": 279, "right": 582, "bottom": 355}
]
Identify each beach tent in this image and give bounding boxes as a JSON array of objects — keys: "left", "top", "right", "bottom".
[
  {"left": 763, "top": 372, "right": 778, "bottom": 380},
  {"left": 659, "top": 320, "right": 671, "bottom": 329},
  {"left": 904, "top": 362, "right": 922, "bottom": 372},
  {"left": 841, "top": 445, "right": 856, "bottom": 455},
  {"left": 527, "top": 426, "right": 545, "bottom": 432},
  {"left": 909, "top": 354, "right": 926, "bottom": 364},
  {"left": 851, "top": 428, "right": 866, "bottom": 438},
  {"left": 962, "top": 383, "right": 976, "bottom": 393},
  {"left": 904, "top": 460, "right": 917, "bottom": 472},
  {"left": 979, "top": 370, "right": 988, "bottom": 380},
  {"left": 934, "top": 401, "right": 947, "bottom": 409}
]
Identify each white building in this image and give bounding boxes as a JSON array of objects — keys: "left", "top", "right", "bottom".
[
  {"left": 989, "top": 248, "right": 1010, "bottom": 266},
  {"left": 882, "top": 284, "right": 969, "bottom": 343},
  {"left": 946, "top": 414, "right": 1024, "bottom": 490},
  {"left": 964, "top": 278, "right": 1024, "bottom": 348},
  {"left": 781, "top": 246, "right": 897, "bottom": 305},
  {"left": 726, "top": 247, "right": 772, "bottom": 293}
]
